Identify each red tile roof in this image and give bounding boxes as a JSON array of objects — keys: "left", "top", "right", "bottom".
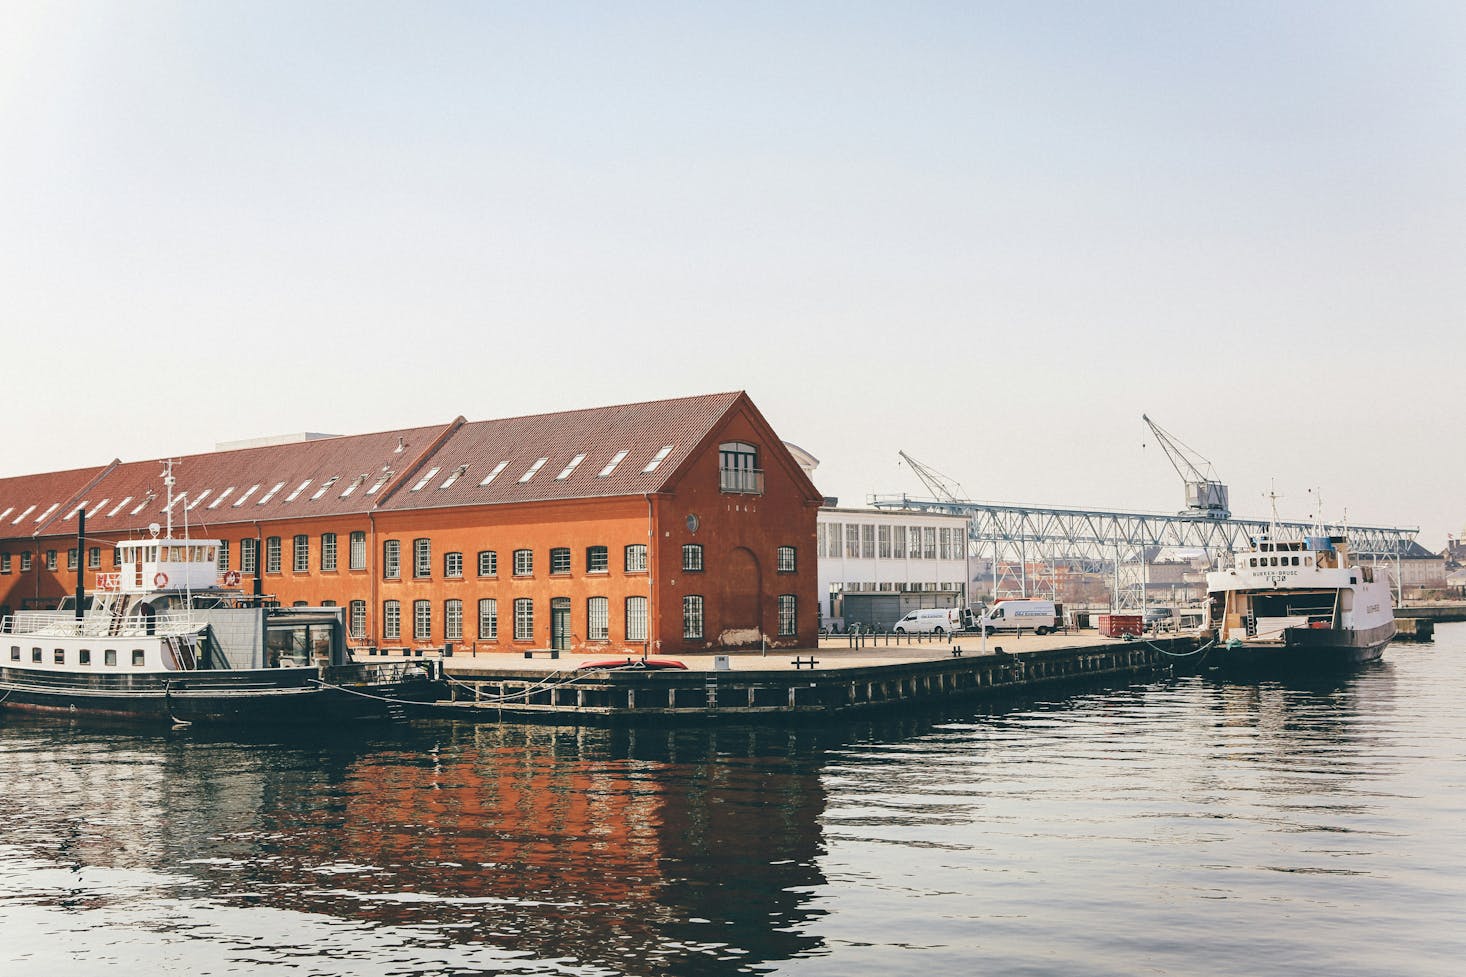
[
  {"left": 0, "top": 392, "right": 761, "bottom": 540},
  {"left": 376, "top": 392, "right": 744, "bottom": 512}
]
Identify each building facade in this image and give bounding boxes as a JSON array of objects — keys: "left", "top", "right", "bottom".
[
  {"left": 816, "top": 507, "right": 972, "bottom": 631},
  {"left": 0, "top": 392, "right": 823, "bottom": 656}
]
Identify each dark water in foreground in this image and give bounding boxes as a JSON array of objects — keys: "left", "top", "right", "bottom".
[{"left": 4, "top": 628, "right": 1466, "bottom": 977}]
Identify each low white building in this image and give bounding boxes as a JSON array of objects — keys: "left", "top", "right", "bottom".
[{"left": 817, "top": 507, "right": 972, "bottom": 631}]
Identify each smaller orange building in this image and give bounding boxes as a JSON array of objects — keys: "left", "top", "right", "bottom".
[{"left": 0, "top": 392, "right": 823, "bottom": 657}]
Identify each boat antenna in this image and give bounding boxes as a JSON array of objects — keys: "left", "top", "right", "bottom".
[
  {"left": 161, "top": 460, "right": 177, "bottom": 540},
  {"left": 1264, "top": 481, "right": 1283, "bottom": 538}
]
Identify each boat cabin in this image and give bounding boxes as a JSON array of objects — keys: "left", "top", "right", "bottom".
[{"left": 99, "top": 538, "right": 227, "bottom": 594}]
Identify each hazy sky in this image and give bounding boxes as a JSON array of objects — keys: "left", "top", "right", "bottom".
[{"left": 3, "top": 3, "right": 1462, "bottom": 544}]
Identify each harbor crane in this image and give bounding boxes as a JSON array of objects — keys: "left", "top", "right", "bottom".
[
  {"left": 1141, "top": 414, "right": 1230, "bottom": 519},
  {"left": 897, "top": 451, "right": 969, "bottom": 503}
]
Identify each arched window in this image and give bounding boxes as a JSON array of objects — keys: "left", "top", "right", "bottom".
[{"left": 719, "top": 441, "right": 762, "bottom": 494}]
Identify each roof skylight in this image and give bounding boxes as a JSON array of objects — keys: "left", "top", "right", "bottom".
[
  {"left": 597, "top": 450, "right": 630, "bottom": 477},
  {"left": 130, "top": 497, "right": 151, "bottom": 515},
  {"left": 257, "top": 481, "right": 286, "bottom": 505},
  {"left": 519, "top": 458, "right": 549, "bottom": 483},
  {"left": 411, "top": 467, "right": 442, "bottom": 492},
  {"left": 108, "top": 497, "right": 133, "bottom": 517},
  {"left": 642, "top": 446, "right": 674, "bottom": 473},
  {"left": 0, "top": 507, "right": 12, "bottom": 522},
  {"left": 12, "top": 504, "right": 36, "bottom": 525},
  {"left": 367, "top": 470, "right": 392, "bottom": 495},
  {"left": 479, "top": 461, "right": 509, "bottom": 486},
  {"left": 186, "top": 490, "right": 210, "bottom": 510},
  {"left": 310, "top": 476, "right": 339, "bottom": 500},
  {"left": 556, "top": 454, "right": 586, "bottom": 481},
  {"left": 441, "top": 464, "right": 468, "bottom": 489},
  {"left": 285, "top": 480, "right": 312, "bottom": 503},
  {"left": 232, "top": 484, "right": 261, "bottom": 507},
  {"left": 208, "top": 488, "right": 233, "bottom": 509},
  {"left": 66, "top": 501, "right": 89, "bottom": 520},
  {"left": 35, "top": 502, "right": 60, "bottom": 522},
  {"left": 340, "top": 474, "right": 367, "bottom": 498}
]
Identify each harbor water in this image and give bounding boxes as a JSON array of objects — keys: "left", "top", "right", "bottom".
[{"left": 3, "top": 626, "right": 1465, "bottom": 976}]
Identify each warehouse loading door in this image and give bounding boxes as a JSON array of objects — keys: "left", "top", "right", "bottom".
[{"left": 842, "top": 594, "right": 902, "bottom": 631}]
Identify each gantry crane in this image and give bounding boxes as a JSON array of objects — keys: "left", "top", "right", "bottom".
[{"left": 1141, "top": 414, "right": 1230, "bottom": 519}]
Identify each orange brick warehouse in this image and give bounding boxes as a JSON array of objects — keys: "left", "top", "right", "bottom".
[{"left": 0, "top": 392, "right": 824, "bottom": 658}]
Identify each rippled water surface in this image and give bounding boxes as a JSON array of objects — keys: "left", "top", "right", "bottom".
[{"left": 4, "top": 626, "right": 1466, "bottom": 976}]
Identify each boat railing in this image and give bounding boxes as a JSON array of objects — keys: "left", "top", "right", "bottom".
[{"left": 2, "top": 611, "right": 203, "bottom": 639}]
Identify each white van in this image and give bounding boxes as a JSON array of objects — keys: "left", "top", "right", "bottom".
[
  {"left": 892, "top": 607, "right": 962, "bottom": 634},
  {"left": 975, "top": 599, "right": 1060, "bottom": 635}
]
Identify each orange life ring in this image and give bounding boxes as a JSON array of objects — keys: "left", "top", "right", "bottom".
[
  {"left": 222, "top": 570, "right": 240, "bottom": 587},
  {"left": 154, "top": 571, "right": 170, "bottom": 588}
]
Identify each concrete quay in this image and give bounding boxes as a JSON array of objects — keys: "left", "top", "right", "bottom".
[{"left": 392, "top": 631, "right": 1190, "bottom": 724}]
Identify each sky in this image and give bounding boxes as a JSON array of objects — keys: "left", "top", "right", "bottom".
[{"left": 3, "top": 2, "right": 1463, "bottom": 545}]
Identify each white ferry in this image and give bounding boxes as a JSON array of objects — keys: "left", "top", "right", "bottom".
[
  {"left": 0, "top": 473, "right": 439, "bottom": 724},
  {"left": 1204, "top": 534, "right": 1396, "bottom": 667}
]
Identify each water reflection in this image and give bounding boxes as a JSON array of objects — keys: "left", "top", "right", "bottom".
[
  {"left": 3, "top": 638, "right": 1463, "bottom": 977},
  {"left": 0, "top": 721, "right": 835, "bottom": 975}
]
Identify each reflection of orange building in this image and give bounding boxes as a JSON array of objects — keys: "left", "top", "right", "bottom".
[
  {"left": 0, "top": 392, "right": 823, "bottom": 655},
  {"left": 225, "top": 725, "right": 830, "bottom": 973}
]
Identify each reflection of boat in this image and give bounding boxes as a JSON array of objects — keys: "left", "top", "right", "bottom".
[
  {"left": 1205, "top": 534, "right": 1395, "bottom": 668},
  {"left": 578, "top": 657, "right": 688, "bottom": 671},
  {"left": 0, "top": 466, "right": 440, "bottom": 724}
]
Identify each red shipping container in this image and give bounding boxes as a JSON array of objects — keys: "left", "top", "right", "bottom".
[{"left": 1098, "top": 614, "right": 1142, "bottom": 638}]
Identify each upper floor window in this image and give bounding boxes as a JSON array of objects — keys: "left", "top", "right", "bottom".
[
  {"left": 413, "top": 600, "right": 432, "bottom": 640},
  {"left": 478, "top": 550, "right": 497, "bottom": 577},
  {"left": 293, "top": 535, "right": 309, "bottom": 573},
  {"left": 349, "top": 600, "right": 367, "bottom": 639},
  {"left": 66, "top": 548, "right": 78, "bottom": 571},
  {"left": 20, "top": 552, "right": 31, "bottom": 572},
  {"left": 550, "top": 547, "right": 571, "bottom": 575},
  {"left": 777, "top": 546, "right": 796, "bottom": 572},
  {"left": 383, "top": 540, "right": 401, "bottom": 579},
  {"left": 625, "top": 544, "right": 647, "bottom": 573},
  {"left": 218, "top": 540, "right": 230, "bottom": 572},
  {"left": 682, "top": 544, "right": 703, "bottom": 572},
  {"left": 413, "top": 538, "right": 431, "bottom": 578},
  {"left": 513, "top": 549, "right": 533, "bottom": 576},
  {"left": 719, "top": 441, "right": 762, "bottom": 494},
  {"left": 445, "top": 552, "right": 463, "bottom": 578},
  {"left": 383, "top": 600, "right": 401, "bottom": 640},
  {"left": 265, "top": 537, "right": 282, "bottom": 574},
  {"left": 586, "top": 546, "right": 608, "bottom": 573},
  {"left": 240, "top": 539, "right": 257, "bottom": 574},
  {"left": 321, "top": 532, "right": 338, "bottom": 572},
  {"left": 46, "top": 550, "right": 57, "bottom": 571},
  {"left": 349, "top": 531, "right": 366, "bottom": 570}
]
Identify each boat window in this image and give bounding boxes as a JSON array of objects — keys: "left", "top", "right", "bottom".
[
  {"left": 1304, "top": 556, "right": 1312, "bottom": 566},
  {"left": 79, "top": 649, "right": 91, "bottom": 666},
  {"left": 9, "top": 646, "right": 18, "bottom": 661},
  {"left": 1249, "top": 558, "right": 1257, "bottom": 567},
  {"left": 31, "top": 648, "right": 42, "bottom": 663},
  {"left": 1291, "top": 556, "right": 1300, "bottom": 566},
  {"left": 54, "top": 649, "right": 64, "bottom": 664},
  {"left": 105, "top": 649, "right": 117, "bottom": 666},
  {"left": 132, "top": 650, "right": 145, "bottom": 666}
]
